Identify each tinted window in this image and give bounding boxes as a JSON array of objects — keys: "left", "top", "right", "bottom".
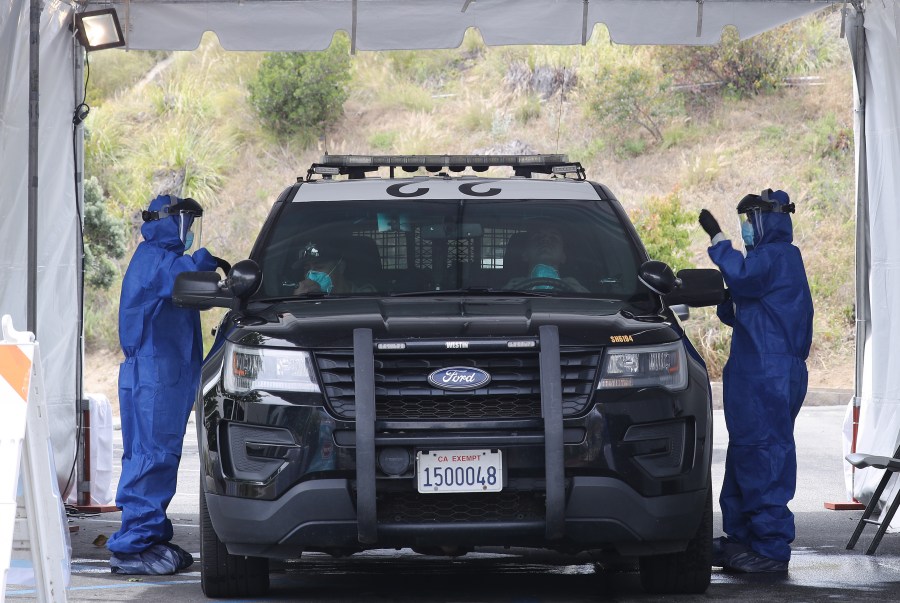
[{"left": 254, "top": 198, "right": 645, "bottom": 301}]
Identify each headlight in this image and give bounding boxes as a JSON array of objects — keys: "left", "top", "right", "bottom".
[
  {"left": 597, "top": 341, "right": 687, "bottom": 392},
  {"left": 223, "top": 342, "right": 321, "bottom": 394}
]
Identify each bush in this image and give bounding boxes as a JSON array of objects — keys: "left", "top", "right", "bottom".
[
  {"left": 586, "top": 63, "right": 681, "bottom": 144},
  {"left": 83, "top": 176, "right": 127, "bottom": 289},
  {"left": 655, "top": 23, "right": 807, "bottom": 99},
  {"left": 629, "top": 189, "right": 696, "bottom": 273},
  {"left": 248, "top": 35, "right": 351, "bottom": 137}
]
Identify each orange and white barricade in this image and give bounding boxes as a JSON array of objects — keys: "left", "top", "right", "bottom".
[{"left": 1, "top": 315, "right": 68, "bottom": 603}]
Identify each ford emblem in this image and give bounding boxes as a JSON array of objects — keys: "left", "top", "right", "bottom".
[{"left": 427, "top": 367, "right": 491, "bottom": 391}]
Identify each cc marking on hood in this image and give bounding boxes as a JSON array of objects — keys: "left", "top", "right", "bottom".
[{"left": 427, "top": 367, "right": 491, "bottom": 391}]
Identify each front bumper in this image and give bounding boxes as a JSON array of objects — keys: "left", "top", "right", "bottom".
[{"left": 208, "top": 476, "right": 708, "bottom": 558}]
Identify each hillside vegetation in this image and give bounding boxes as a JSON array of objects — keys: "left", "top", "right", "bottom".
[{"left": 82, "top": 9, "right": 856, "bottom": 407}]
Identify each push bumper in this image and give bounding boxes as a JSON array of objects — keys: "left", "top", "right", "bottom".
[{"left": 207, "top": 476, "right": 707, "bottom": 558}]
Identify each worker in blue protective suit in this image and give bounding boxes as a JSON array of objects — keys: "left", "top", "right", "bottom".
[
  {"left": 698, "top": 189, "right": 813, "bottom": 574},
  {"left": 108, "top": 194, "right": 229, "bottom": 575}
]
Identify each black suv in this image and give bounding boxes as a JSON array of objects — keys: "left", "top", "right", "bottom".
[{"left": 174, "top": 155, "right": 726, "bottom": 598}]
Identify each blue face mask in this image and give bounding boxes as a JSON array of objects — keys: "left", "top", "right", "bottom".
[
  {"left": 184, "top": 231, "right": 194, "bottom": 251},
  {"left": 306, "top": 270, "right": 334, "bottom": 294},
  {"left": 529, "top": 264, "right": 559, "bottom": 290},
  {"left": 530, "top": 264, "right": 560, "bottom": 279},
  {"left": 741, "top": 222, "right": 755, "bottom": 247}
]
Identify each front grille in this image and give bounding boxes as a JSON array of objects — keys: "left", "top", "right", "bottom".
[
  {"left": 377, "top": 491, "right": 545, "bottom": 523},
  {"left": 315, "top": 349, "right": 601, "bottom": 420}
]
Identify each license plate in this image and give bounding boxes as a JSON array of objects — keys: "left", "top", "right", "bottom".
[{"left": 416, "top": 449, "right": 503, "bottom": 493}]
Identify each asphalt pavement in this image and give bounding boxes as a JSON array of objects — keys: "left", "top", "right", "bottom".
[{"left": 6, "top": 402, "right": 900, "bottom": 602}]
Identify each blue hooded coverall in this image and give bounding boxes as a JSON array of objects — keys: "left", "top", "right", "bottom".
[
  {"left": 107, "top": 195, "right": 216, "bottom": 554},
  {"left": 707, "top": 190, "right": 813, "bottom": 563}
]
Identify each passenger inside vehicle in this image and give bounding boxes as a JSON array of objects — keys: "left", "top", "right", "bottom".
[
  {"left": 292, "top": 238, "right": 378, "bottom": 295},
  {"left": 503, "top": 225, "right": 589, "bottom": 292}
]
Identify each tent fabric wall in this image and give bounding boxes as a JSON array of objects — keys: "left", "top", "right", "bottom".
[
  {"left": 849, "top": 0, "right": 900, "bottom": 516},
  {"left": 86, "top": 0, "right": 826, "bottom": 51},
  {"left": 0, "top": 0, "right": 78, "bottom": 495}
]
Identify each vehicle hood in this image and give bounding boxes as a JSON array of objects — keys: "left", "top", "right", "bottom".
[{"left": 227, "top": 297, "right": 681, "bottom": 349}]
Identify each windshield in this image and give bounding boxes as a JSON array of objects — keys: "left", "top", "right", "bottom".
[{"left": 254, "top": 196, "right": 649, "bottom": 305}]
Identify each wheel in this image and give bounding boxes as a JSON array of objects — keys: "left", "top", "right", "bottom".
[
  {"left": 638, "top": 485, "right": 713, "bottom": 594},
  {"left": 199, "top": 489, "right": 270, "bottom": 598},
  {"left": 512, "top": 276, "right": 576, "bottom": 291}
]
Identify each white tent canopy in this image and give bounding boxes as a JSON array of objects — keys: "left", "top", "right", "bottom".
[
  {"left": 89, "top": 0, "right": 825, "bottom": 50},
  {"left": 2, "top": 0, "right": 895, "bottom": 508}
]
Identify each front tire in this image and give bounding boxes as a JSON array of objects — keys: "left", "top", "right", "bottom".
[
  {"left": 199, "top": 489, "right": 270, "bottom": 598},
  {"left": 638, "top": 485, "right": 713, "bottom": 594}
]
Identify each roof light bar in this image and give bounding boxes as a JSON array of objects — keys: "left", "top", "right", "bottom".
[
  {"left": 306, "top": 154, "right": 585, "bottom": 181},
  {"left": 318, "top": 154, "right": 569, "bottom": 168}
]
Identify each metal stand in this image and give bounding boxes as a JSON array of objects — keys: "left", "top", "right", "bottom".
[{"left": 845, "top": 443, "right": 900, "bottom": 555}]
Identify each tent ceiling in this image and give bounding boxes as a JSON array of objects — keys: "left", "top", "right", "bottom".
[{"left": 84, "top": 0, "right": 835, "bottom": 51}]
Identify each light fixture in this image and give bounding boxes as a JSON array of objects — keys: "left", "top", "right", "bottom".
[{"left": 74, "top": 8, "right": 125, "bottom": 51}]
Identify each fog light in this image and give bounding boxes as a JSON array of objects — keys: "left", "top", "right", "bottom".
[{"left": 378, "top": 447, "right": 410, "bottom": 476}]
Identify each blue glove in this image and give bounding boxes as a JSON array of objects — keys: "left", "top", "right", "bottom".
[{"left": 191, "top": 247, "right": 217, "bottom": 271}]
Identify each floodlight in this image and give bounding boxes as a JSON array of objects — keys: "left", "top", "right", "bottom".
[{"left": 74, "top": 8, "right": 125, "bottom": 51}]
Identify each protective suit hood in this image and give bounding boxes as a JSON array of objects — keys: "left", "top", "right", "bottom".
[
  {"left": 141, "top": 195, "right": 189, "bottom": 253},
  {"left": 754, "top": 190, "right": 793, "bottom": 247}
]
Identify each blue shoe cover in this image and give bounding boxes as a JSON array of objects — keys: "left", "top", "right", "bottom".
[
  {"left": 110, "top": 543, "right": 182, "bottom": 575},
  {"left": 160, "top": 541, "right": 194, "bottom": 571},
  {"left": 724, "top": 550, "right": 789, "bottom": 573},
  {"left": 711, "top": 536, "right": 749, "bottom": 567}
]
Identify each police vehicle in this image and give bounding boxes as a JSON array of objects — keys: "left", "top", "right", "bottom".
[{"left": 173, "top": 154, "right": 726, "bottom": 598}]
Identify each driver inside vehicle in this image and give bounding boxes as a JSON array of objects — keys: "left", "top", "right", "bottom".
[
  {"left": 293, "top": 240, "right": 376, "bottom": 295},
  {"left": 503, "top": 225, "right": 589, "bottom": 292}
]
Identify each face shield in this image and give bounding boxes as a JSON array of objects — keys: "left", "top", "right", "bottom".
[
  {"left": 735, "top": 189, "right": 795, "bottom": 252},
  {"left": 737, "top": 210, "right": 762, "bottom": 250},
  {"left": 142, "top": 197, "right": 203, "bottom": 250},
  {"left": 177, "top": 213, "right": 202, "bottom": 251}
]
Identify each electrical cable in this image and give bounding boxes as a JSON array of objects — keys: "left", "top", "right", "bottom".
[{"left": 64, "top": 36, "right": 91, "bottom": 506}]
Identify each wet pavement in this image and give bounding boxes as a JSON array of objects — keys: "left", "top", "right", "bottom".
[{"left": 6, "top": 405, "right": 900, "bottom": 602}]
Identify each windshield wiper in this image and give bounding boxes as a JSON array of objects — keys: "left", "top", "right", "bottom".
[{"left": 619, "top": 308, "right": 665, "bottom": 322}]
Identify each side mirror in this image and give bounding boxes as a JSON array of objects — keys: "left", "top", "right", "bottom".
[
  {"left": 173, "top": 271, "right": 231, "bottom": 310},
  {"left": 227, "top": 259, "right": 263, "bottom": 300},
  {"left": 172, "top": 259, "right": 264, "bottom": 311},
  {"left": 664, "top": 268, "right": 727, "bottom": 307},
  {"left": 638, "top": 260, "right": 680, "bottom": 296}
]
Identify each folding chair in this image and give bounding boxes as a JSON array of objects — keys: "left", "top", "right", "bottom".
[{"left": 845, "top": 442, "right": 900, "bottom": 555}]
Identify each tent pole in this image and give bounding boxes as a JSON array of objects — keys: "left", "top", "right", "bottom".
[
  {"left": 74, "top": 45, "right": 89, "bottom": 509},
  {"left": 850, "top": 4, "right": 870, "bottom": 491},
  {"left": 27, "top": 0, "right": 40, "bottom": 333}
]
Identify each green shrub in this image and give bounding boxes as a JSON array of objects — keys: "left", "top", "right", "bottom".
[
  {"left": 653, "top": 14, "right": 839, "bottom": 100},
  {"left": 248, "top": 35, "right": 351, "bottom": 137},
  {"left": 83, "top": 176, "right": 127, "bottom": 289},
  {"left": 515, "top": 95, "right": 543, "bottom": 124},
  {"left": 629, "top": 189, "right": 696, "bottom": 273},
  {"left": 369, "top": 131, "right": 397, "bottom": 151},
  {"left": 586, "top": 63, "right": 681, "bottom": 144}
]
